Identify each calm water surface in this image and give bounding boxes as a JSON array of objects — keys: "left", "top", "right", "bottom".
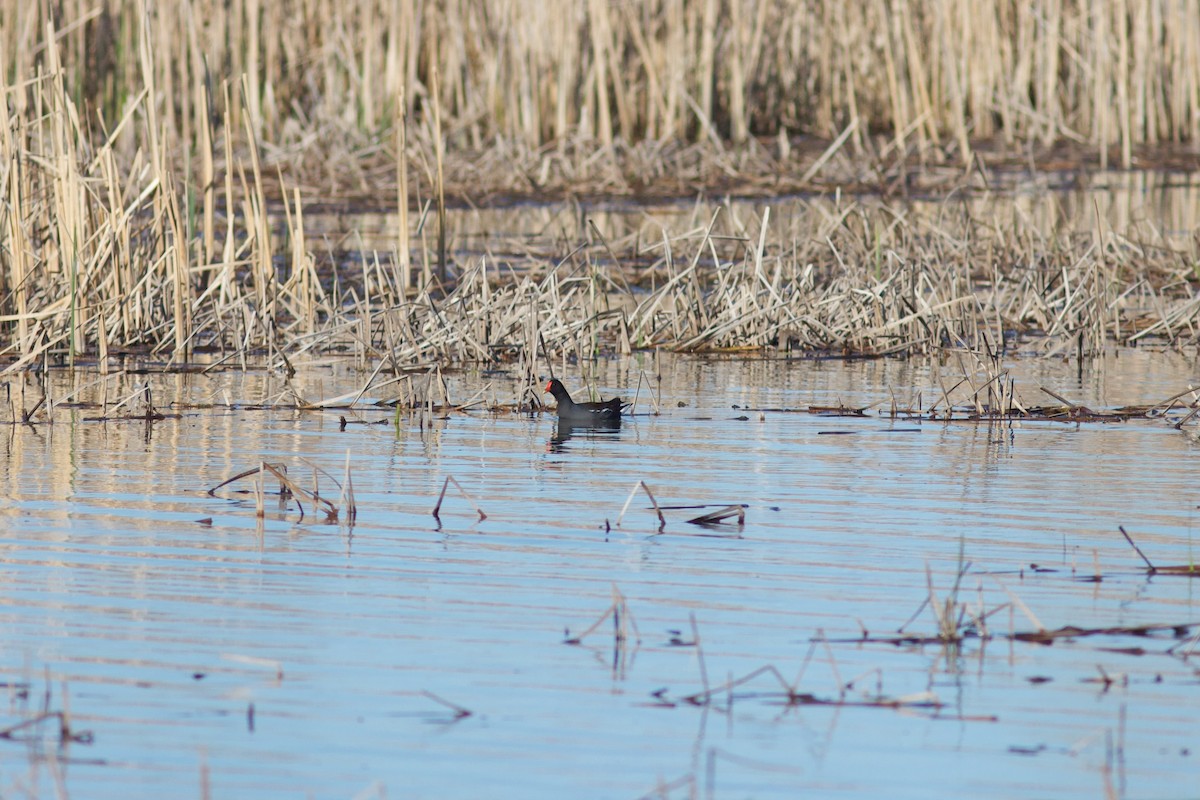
[{"left": 2, "top": 351, "right": 1199, "bottom": 798}]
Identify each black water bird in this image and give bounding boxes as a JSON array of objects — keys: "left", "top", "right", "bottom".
[{"left": 543, "top": 379, "right": 624, "bottom": 423}]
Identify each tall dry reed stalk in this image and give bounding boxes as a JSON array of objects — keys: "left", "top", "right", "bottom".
[{"left": 3, "top": 2, "right": 1197, "bottom": 172}]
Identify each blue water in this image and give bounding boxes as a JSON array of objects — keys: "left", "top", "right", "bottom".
[{"left": 1, "top": 351, "right": 1198, "bottom": 798}]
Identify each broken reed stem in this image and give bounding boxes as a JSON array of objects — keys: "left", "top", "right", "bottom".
[
  {"left": 682, "top": 664, "right": 794, "bottom": 706},
  {"left": 690, "top": 612, "right": 709, "bottom": 699},
  {"left": 254, "top": 463, "right": 265, "bottom": 518},
  {"left": 992, "top": 578, "right": 1046, "bottom": 633},
  {"left": 632, "top": 369, "right": 660, "bottom": 416},
  {"left": 1040, "top": 386, "right": 1081, "bottom": 409},
  {"left": 420, "top": 690, "right": 472, "bottom": 720},
  {"left": 814, "top": 628, "right": 845, "bottom": 698},
  {"left": 616, "top": 480, "right": 666, "bottom": 530},
  {"left": 1118, "top": 525, "right": 1156, "bottom": 572},
  {"left": 209, "top": 460, "right": 342, "bottom": 522},
  {"left": 431, "top": 475, "right": 487, "bottom": 521},
  {"left": 903, "top": 560, "right": 971, "bottom": 635},
  {"left": 564, "top": 585, "right": 640, "bottom": 647},
  {"left": 0, "top": 711, "right": 91, "bottom": 744},
  {"left": 685, "top": 505, "right": 745, "bottom": 526},
  {"left": 340, "top": 450, "right": 357, "bottom": 525},
  {"left": 798, "top": 119, "right": 859, "bottom": 183},
  {"left": 1172, "top": 404, "right": 1200, "bottom": 431},
  {"left": 609, "top": 584, "right": 640, "bottom": 647}
]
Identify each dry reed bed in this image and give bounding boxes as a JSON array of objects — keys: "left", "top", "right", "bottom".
[
  {"left": 2, "top": 79, "right": 1199, "bottom": 379},
  {"left": 3, "top": 4, "right": 1200, "bottom": 376},
  {"left": 4, "top": 1, "right": 1200, "bottom": 173},
  {"left": 8, "top": 199, "right": 1200, "bottom": 373}
]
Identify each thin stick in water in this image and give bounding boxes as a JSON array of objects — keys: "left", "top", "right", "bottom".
[
  {"left": 616, "top": 480, "right": 666, "bottom": 530},
  {"left": 1118, "top": 525, "right": 1156, "bottom": 573},
  {"left": 432, "top": 475, "right": 487, "bottom": 521}
]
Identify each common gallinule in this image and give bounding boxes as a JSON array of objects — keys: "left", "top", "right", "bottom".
[{"left": 544, "top": 379, "right": 624, "bottom": 422}]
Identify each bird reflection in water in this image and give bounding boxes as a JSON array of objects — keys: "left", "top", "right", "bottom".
[{"left": 547, "top": 417, "right": 622, "bottom": 452}]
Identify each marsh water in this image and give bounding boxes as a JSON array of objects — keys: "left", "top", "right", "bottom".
[
  {"left": 301, "top": 168, "right": 1200, "bottom": 269},
  {"left": 2, "top": 348, "right": 1199, "bottom": 799}
]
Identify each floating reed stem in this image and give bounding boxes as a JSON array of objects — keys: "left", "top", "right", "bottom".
[{"left": 685, "top": 505, "right": 746, "bottom": 526}]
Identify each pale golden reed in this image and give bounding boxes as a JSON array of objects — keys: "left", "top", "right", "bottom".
[
  {"left": 3, "top": 1, "right": 1196, "bottom": 162},
  {"left": 1, "top": 1, "right": 1199, "bottom": 372}
]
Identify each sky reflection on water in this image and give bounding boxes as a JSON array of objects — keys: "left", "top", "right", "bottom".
[{"left": 1, "top": 350, "right": 1198, "bottom": 798}]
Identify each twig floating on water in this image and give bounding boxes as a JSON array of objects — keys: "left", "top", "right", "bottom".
[{"left": 685, "top": 505, "right": 746, "bottom": 526}]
